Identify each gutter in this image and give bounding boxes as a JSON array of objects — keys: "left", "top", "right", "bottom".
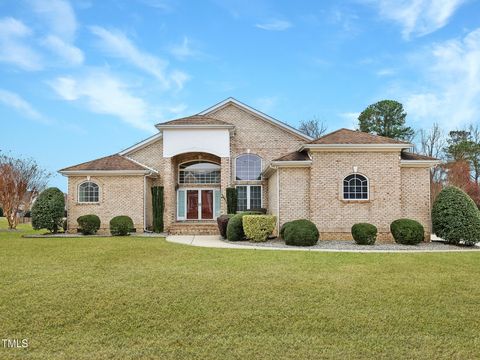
[
  {"left": 399, "top": 160, "right": 441, "bottom": 168},
  {"left": 299, "top": 143, "right": 411, "bottom": 152}
]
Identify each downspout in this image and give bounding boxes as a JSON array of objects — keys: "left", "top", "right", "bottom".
[{"left": 276, "top": 167, "right": 280, "bottom": 234}]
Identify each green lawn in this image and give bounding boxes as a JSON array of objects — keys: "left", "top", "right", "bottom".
[{"left": 1, "top": 218, "right": 479, "bottom": 359}]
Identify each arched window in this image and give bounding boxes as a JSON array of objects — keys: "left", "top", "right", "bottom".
[
  {"left": 235, "top": 154, "right": 262, "bottom": 181},
  {"left": 179, "top": 161, "right": 221, "bottom": 184},
  {"left": 343, "top": 174, "right": 369, "bottom": 200},
  {"left": 78, "top": 181, "right": 99, "bottom": 203}
]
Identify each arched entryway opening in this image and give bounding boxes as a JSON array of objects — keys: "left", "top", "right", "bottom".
[{"left": 172, "top": 152, "right": 221, "bottom": 221}]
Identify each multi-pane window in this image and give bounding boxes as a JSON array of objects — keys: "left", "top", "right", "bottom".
[
  {"left": 179, "top": 161, "right": 221, "bottom": 184},
  {"left": 235, "top": 154, "right": 262, "bottom": 181},
  {"left": 343, "top": 174, "right": 368, "bottom": 200},
  {"left": 236, "top": 185, "right": 262, "bottom": 211},
  {"left": 78, "top": 181, "right": 99, "bottom": 203}
]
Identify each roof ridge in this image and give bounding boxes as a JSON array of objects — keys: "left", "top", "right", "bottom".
[{"left": 59, "top": 154, "right": 118, "bottom": 172}]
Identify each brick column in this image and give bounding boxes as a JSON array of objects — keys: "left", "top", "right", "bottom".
[
  {"left": 220, "top": 157, "right": 230, "bottom": 214},
  {"left": 163, "top": 157, "right": 175, "bottom": 231}
]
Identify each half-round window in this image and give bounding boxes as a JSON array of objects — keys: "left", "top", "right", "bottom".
[
  {"left": 343, "top": 174, "right": 368, "bottom": 200},
  {"left": 235, "top": 154, "right": 262, "bottom": 181},
  {"left": 78, "top": 181, "right": 99, "bottom": 203},
  {"left": 179, "top": 161, "right": 221, "bottom": 184}
]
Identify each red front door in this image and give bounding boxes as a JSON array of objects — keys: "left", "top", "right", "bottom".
[
  {"left": 201, "top": 190, "right": 213, "bottom": 219},
  {"left": 187, "top": 190, "right": 199, "bottom": 219}
]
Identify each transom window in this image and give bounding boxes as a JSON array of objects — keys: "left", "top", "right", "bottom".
[
  {"left": 78, "top": 181, "right": 99, "bottom": 203},
  {"left": 179, "top": 161, "right": 221, "bottom": 184},
  {"left": 236, "top": 185, "right": 262, "bottom": 211},
  {"left": 236, "top": 154, "right": 262, "bottom": 181},
  {"left": 343, "top": 174, "right": 369, "bottom": 200}
]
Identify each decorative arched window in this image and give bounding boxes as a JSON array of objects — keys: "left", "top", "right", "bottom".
[
  {"left": 78, "top": 181, "right": 99, "bottom": 203},
  {"left": 235, "top": 154, "right": 262, "bottom": 181},
  {"left": 178, "top": 161, "right": 221, "bottom": 184},
  {"left": 343, "top": 174, "right": 369, "bottom": 200}
]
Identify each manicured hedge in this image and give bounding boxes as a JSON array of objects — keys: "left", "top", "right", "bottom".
[
  {"left": 110, "top": 216, "right": 134, "bottom": 236},
  {"left": 31, "top": 187, "right": 65, "bottom": 233},
  {"left": 432, "top": 186, "right": 480, "bottom": 246},
  {"left": 351, "top": 223, "right": 377, "bottom": 245},
  {"left": 283, "top": 219, "right": 319, "bottom": 246},
  {"left": 151, "top": 186, "right": 164, "bottom": 233},
  {"left": 226, "top": 212, "right": 258, "bottom": 241},
  {"left": 390, "top": 219, "right": 424, "bottom": 245},
  {"left": 226, "top": 188, "right": 237, "bottom": 214},
  {"left": 242, "top": 215, "right": 276, "bottom": 242},
  {"left": 217, "top": 214, "right": 232, "bottom": 238},
  {"left": 77, "top": 214, "right": 101, "bottom": 235}
]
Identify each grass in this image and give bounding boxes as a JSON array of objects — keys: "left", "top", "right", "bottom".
[{"left": 0, "top": 218, "right": 479, "bottom": 359}]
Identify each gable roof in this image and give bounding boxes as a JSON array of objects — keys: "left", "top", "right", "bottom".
[
  {"left": 156, "top": 115, "right": 234, "bottom": 127},
  {"left": 309, "top": 128, "right": 410, "bottom": 145},
  {"left": 401, "top": 151, "right": 438, "bottom": 161},
  {"left": 198, "top": 97, "right": 313, "bottom": 141},
  {"left": 59, "top": 154, "right": 153, "bottom": 173},
  {"left": 273, "top": 150, "right": 311, "bottom": 162}
]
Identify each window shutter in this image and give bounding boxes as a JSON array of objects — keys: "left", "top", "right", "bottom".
[{"left": 177, "top": 190, "right": 186, "bottom": 220}]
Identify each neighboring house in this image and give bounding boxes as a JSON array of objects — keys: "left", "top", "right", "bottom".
[{"left": 59, "top": 98, "right": 438, "bottom": 240}]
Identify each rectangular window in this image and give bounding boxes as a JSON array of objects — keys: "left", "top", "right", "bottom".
[{"left": 236, "top": 185, "right": 262, "bottom": 211}]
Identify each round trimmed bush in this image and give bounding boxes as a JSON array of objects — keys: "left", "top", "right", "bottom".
[
  {"left": 432, "top": 186, "right": 480, "bottom": 246},
  {"left": 390, "top": 219, "right": 424, "bottom": 245},
  {"left": 280, "top": 222, "right": 290, "bottom": 239},
  {"left": 31, "top": 187, "right": 65, "bottom": 233},
  {"left": 351, "top": 223, "right": 377, "bottom": 245},
  {"left": 283, "top": 219, "right": 319, "bottom": 246},
  {"left": 110, "top": 216, "right": 134, "bottom": 236},
  {"left": 226, "top": 212, "right": 259, "bottom": 241},
  {"left": 77, "top": 214, "right": 100, "bottom": 235}
]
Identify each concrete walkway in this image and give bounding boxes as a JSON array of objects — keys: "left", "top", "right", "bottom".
[{"left": 165, "top": 235, "right": 480, "bottom": 253}]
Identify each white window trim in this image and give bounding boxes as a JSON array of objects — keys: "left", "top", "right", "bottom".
[
  {"left": 177, "top": 160, "right": 221, "bottom": 185},
  {"left": 234, "top": 153, "right": 263, "bottom": 182},
  {"left": 176, "top": 188, "right": 220, "bottom": 221},
  {"left": 235, "top": 185, "right": 263, "bottom": 211},
  {"left": 342, "top": 173, "right": 369, "bottom": 201},
  {"left": 77, "top": 180, "right": 100, "bottom": 204}
]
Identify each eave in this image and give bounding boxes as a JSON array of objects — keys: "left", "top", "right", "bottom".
[
  {"left": 299, "top": 143, "right": 412, "bottom": 152},
  {"left": 400, "top": 160, "right": 441, "bottom": 168},
  {"left": 58, "top": 170, "right": 155, "bottom": 176}
]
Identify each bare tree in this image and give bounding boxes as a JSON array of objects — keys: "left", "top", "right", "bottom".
[
  {"left": 0, "top": 154, "right": 49, "bottom": 229},
  {"left": 299, "top": 117, "right": 327, "bottom": 139}
]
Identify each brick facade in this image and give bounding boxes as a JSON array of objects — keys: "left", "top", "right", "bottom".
[{"left": 64, "top": 100, "right": 434, "bottom": 240}]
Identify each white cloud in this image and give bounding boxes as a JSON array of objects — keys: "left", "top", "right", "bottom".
[
  {"left": 30, "top": 0, "right": 77, "bottom": 41},
  {"left": 42, "top": 35, "right": 84, "bottom": 65},
  {"left": 50, "top": 71, "right": 156, "bottom": 132},
  {"left": 339, "top": 112, "right": 360, "bottom": 129},
  {"left": 402, "top": 28, "right": 480, "bottom": 129},
  {"left": 255, "top": 19, "right": 292, "bottom": 31},
  {"left": 376, "top": 68, "right": 395, "bottom": 76},
  {"left": 0, "top": 88, "right": 49, "bottom": 123},
  {"left": 90, "top": 26, "right": 188, "bottom": 90},
  {"left": 0, "top": 17, "right": 42, "bottom": 70},
  {"left": 254, "top": 96, "right": 278, "bottom": 112},
  {"left": 367, "top": 0, "right": 465, "bottom": 39},
  {"left": 170, "top": 36, "right": 196, "bottom": 60}
]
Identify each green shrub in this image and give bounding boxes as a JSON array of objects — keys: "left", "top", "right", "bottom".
[
  {"left": 151, "top": 186, "right": 164, "bottom": 233},
  {"left": 432, "top": 186, "right": 480, "bottom": 246},
  {"left": 226, "top": 212, "right": 258, "bottom": 241},
  {"left": 110, "top": 215, "right": 134, "bottom": 236},
  {"left": 351, "top": 223, "right": 377, "bottom": 245},
  {"left": 31, "top": 187, "right": 65, "bottom": 233},
  {"left": 217, "top": 214, "right": 233, "bottom": 238},
  {"left": 243, "top": 215, "right": 276, "bottom": 242},
  {"left": 280, "top": 222, "right": 290, "bottom": 239},
  {"left": 226, "top": 188, "right": 237, "bottom": 214},
  {"left": 77, "top": 214, "right": 101, "bottom": 235},
  {"left": 390, "top": 219, "right": 424, "bottom": 245},
  {"left": 0, "top": 207, "right": 3, "bottom": 217},
  {"left": 283, "top": 219, "right": 319, "bottom": 246}
]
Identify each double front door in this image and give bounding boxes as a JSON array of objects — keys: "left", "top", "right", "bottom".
[{"left": 177, "top": 189, "right": 220, "bottom": 220}]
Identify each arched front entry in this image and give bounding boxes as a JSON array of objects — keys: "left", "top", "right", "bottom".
[{"left": 173, "top": 152, "right": 222, "bottom": 221}]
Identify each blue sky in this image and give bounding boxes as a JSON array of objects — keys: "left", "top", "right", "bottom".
[{"left": 1, "top": 0, "right": 479, "bottom": 191}]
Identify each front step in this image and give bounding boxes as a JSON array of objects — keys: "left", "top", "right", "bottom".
[{"left": 168, "top": 222, "right": 219, "bottom": 235}]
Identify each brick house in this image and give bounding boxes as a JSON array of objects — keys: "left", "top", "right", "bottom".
[{"left": 59, "top": 98, "right": 438, "bottom": 240}]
